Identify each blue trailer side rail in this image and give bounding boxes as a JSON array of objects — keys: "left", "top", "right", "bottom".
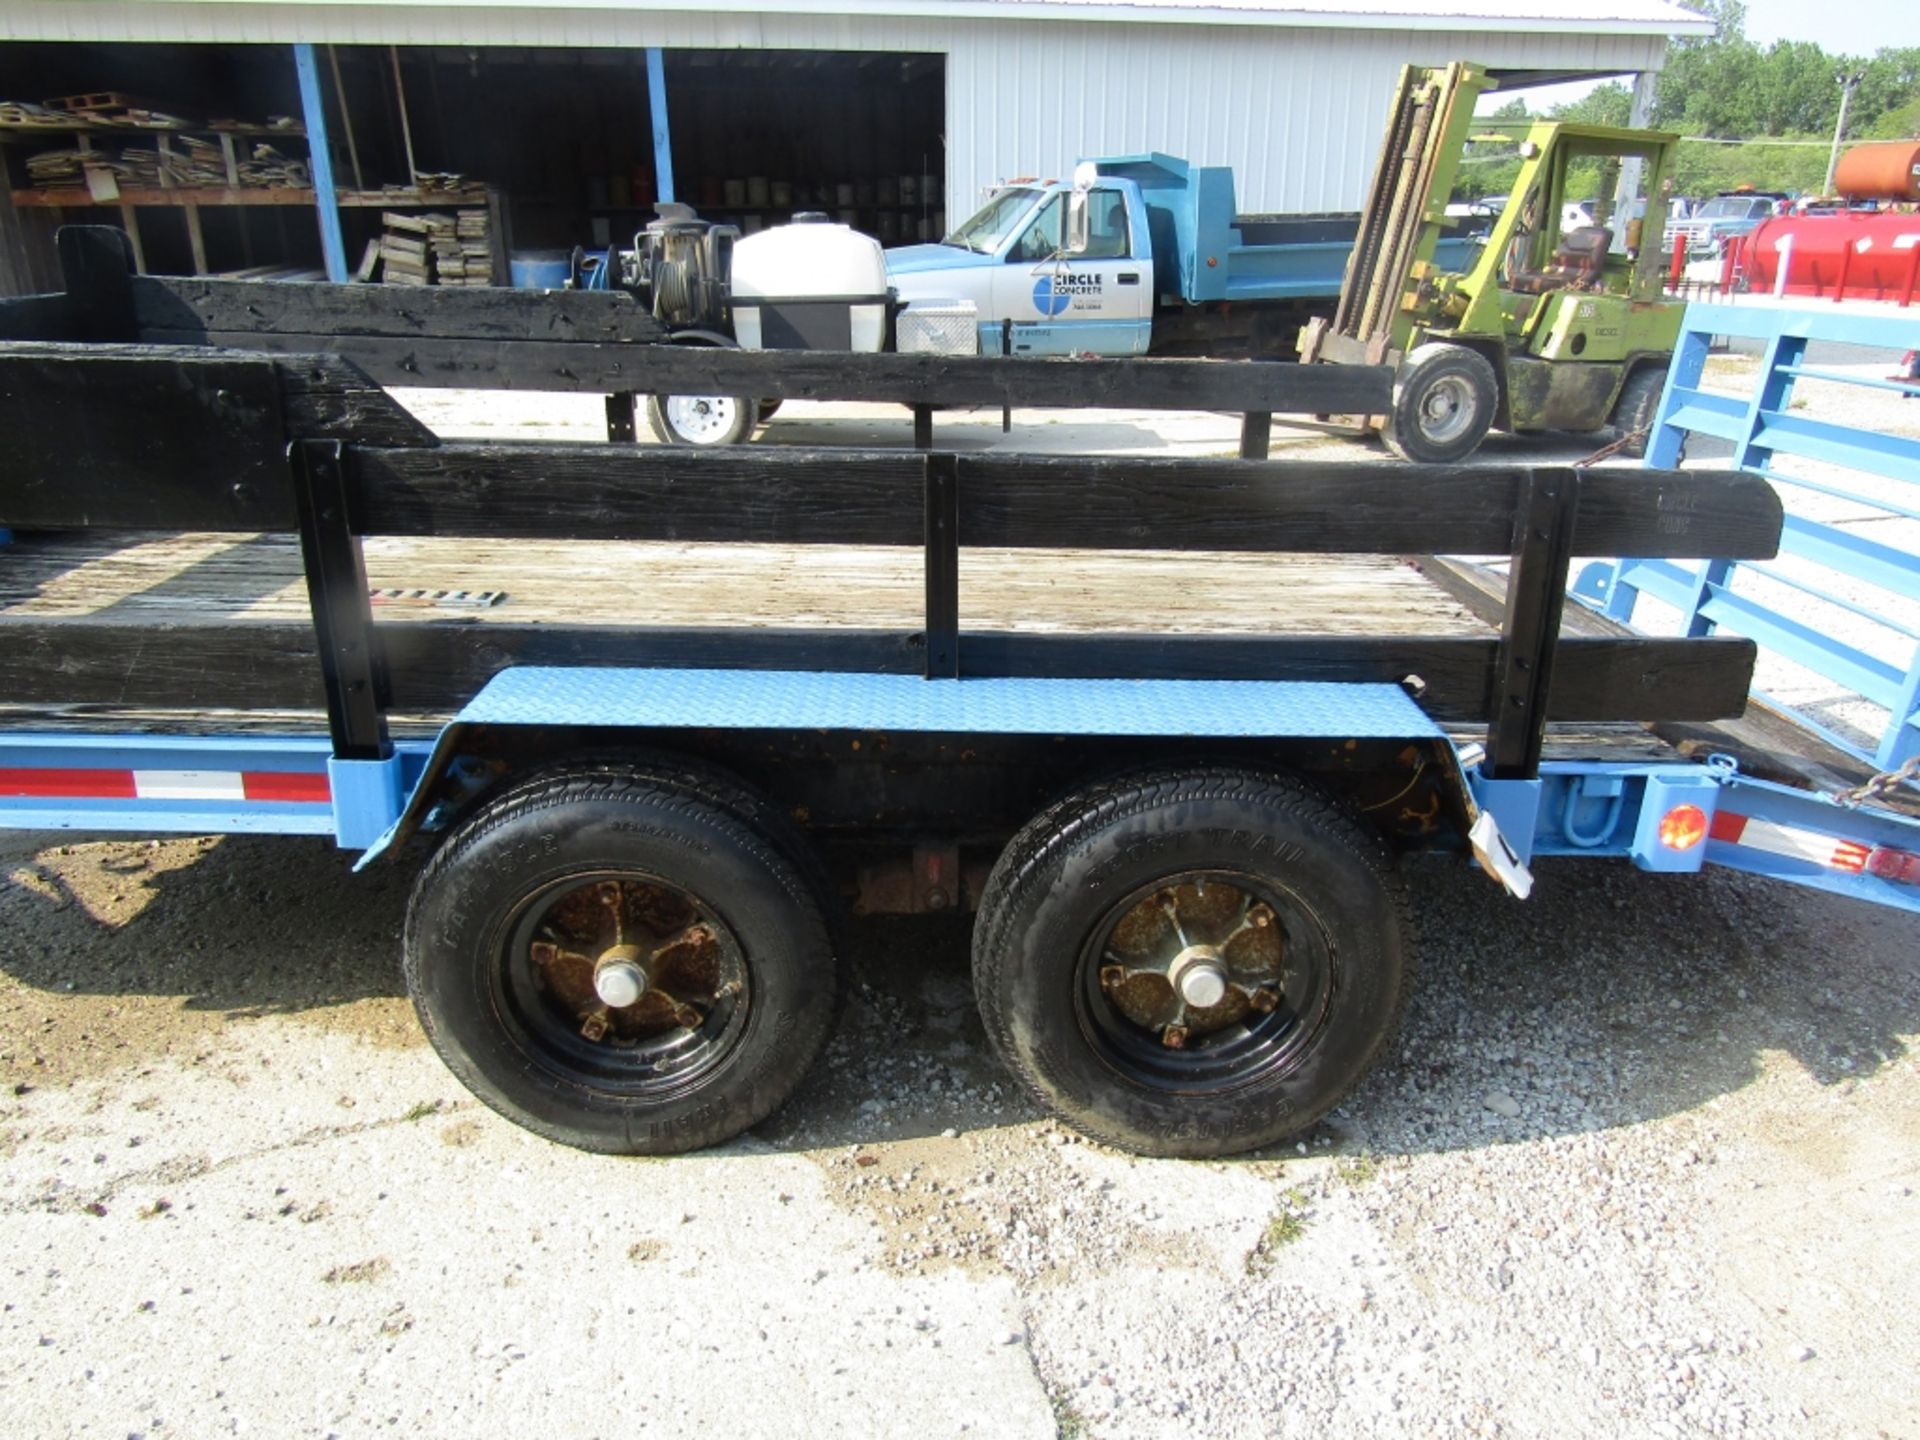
[{"left": 1488, "top": 300, "right": 1920, "bottom": 912}]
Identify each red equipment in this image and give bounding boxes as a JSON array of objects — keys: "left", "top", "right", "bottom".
[{"left": 1723, "top": 212, "right": 1920, "bottom": 305}]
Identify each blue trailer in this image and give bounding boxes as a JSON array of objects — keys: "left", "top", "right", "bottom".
[
  {"left": 885, "top": 153, "right": 1482, "bottom": 358},
  {"left": 1, "top": 266, "right": 1915, "bottom": 1159}
]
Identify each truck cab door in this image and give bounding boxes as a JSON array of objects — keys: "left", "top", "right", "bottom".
[{"left": 990, "top": 188, "right": 1152, "bottom": 356}]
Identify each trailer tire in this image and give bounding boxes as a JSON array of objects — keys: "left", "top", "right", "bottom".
[
  {"left": 404, "top": 767, "right": 838, "bottom": 1154},
  {"left": 646, "top": 393, "right": 759, "bottom": 446},
  {"left": 972, "top": 766, "right": 1412, "bottom": 1158},
  {"left": 1383, "top": 343, "right": 1498, "bottom": 464},
  {"left": 1608, "top": 364, "right": 1667, "bottom": 459}
]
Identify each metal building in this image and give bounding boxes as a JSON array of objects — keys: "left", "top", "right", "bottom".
[{"left": 0, "top": 0, "right": 1710, "bottom": 286}]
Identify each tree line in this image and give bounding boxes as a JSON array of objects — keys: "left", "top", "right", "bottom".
[{"left": 1457, "top": 0, "right": 1918, "bottom": 201}]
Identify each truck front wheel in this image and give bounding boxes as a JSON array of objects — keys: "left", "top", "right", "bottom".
[
  {"left": 971, "top": 767, "right": 1413, "bottom": 1158},
  {"left": 1383, "top": 343, "right": 1498, "bottom": 464},
  {"left": 646, "top": 393, "right": 760, "bottom": 446},
  {"left": 404, "top": 763, "right": 837, "bottom": 1154}
]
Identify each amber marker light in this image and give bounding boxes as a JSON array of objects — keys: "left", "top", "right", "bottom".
[{"left": 1659, "top": 803, "right": 1709, "bottom": 851}]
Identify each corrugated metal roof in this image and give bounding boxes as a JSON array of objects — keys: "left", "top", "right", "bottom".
[{"left": 1, "top": 0, "right": 1714, "bottom": 41}]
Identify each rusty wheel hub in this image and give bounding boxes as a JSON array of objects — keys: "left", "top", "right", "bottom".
[
  {"left": 525, "top": 878, "right": 743, "bottom": 1049},
  {"left": 1097, "top": 877, "right": 1287, "bottom": 1049}
]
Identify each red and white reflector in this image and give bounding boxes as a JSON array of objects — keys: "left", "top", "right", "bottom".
[
  {"left": 1709, "top": 811, "right": 1871, "bottom": 874},
  {"left": 0, "top": 768, "right": 330, "bottom": 804},
  {"left": 1865, "top": 846, "right": 1920, "bottom": 886}
]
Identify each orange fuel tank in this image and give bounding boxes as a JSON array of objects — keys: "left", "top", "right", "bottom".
[
  {"left": 1835, "top": 142, "right": 1920, "bottom": 202},
  {"left": 1724, "top": 211, "right": 1920, "bottom": 304}
]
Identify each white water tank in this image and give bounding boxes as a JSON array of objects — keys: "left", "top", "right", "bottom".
[{"left": 730, "top": 217, "right": 891, "bottom": 353}]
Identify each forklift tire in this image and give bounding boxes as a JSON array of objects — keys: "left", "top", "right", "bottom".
[
  {"left": 971, "top": 765, "right": 1413, "bottom": 1158},
  {"left": 404, "top": 764, "right": 838, "bottom": 1155},
  {"left": 1608, "top": 365, "right": 1668, "bottom": 459},
  {"left": 646, "top": 393, "right": 759, "bottom": 446},
  {"left": 1383, "top": 343, "right": 1499, "bottom": 465}
]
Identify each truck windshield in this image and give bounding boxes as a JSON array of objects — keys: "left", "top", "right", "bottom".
[{"left": 945, "top": 187, "right": 1044, "bottom": 253}]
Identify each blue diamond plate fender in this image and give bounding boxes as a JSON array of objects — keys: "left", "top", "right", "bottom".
[
  {"left": 452, "top": 667, "right": 1444, "bottom": 739},
  {"left": 358, "top": 666, "right": 1445, "bottom": 866}
]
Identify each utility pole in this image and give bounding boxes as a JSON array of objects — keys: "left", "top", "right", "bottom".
[{"left": 1823, "top": 70, "right": 1863, "bottom": 198}]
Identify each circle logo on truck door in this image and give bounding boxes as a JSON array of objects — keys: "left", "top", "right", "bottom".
[{"left": 1032, "top": 276, "right": 1071, "bottom": 317}]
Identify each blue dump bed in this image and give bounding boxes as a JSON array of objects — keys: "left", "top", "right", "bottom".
[{"left": 1093, "top": 153, "right": 1480, "bottom": 304}]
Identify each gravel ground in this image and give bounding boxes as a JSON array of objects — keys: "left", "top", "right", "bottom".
[{"left": 4, "top": 376, "right": 1918, "bottom": 1438}]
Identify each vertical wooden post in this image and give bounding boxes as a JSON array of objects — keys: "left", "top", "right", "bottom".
[
  {"left": 388, "top": 46, "right": 420, "bottom": 188},
  {"left": 922, "top": 453, "right": 960, "bottom": 679},
  {"left": 289, "top": 440, "right": 390, "bottom": 761},
  {"left": 1486, "top": 470, "right": 1577, "bottom": 780},
  {"left": 327, "top": 45, "right": 365, "bottom": 193},
  {"left": 605, "top": 392, "right": 638, "bottom": 443},
  {"left": 1239, "top": 411, "right": 1272, "bottom": 460}
]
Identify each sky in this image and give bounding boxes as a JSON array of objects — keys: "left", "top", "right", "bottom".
[
  {"left": 1738, "top": 0, "right": 1917, "bottom": 58},
  {"left": 1481, "top": 0, "right": 1918, "bottom": 113}
]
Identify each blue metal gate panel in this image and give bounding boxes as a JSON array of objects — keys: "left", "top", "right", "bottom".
[{"left": 1590, "top": 302, "right": 1920, "bottom": 774}]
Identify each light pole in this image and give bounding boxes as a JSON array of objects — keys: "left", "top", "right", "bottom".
[{"left": 1824, "top": 70, "right": 1864, "bottom": 198}]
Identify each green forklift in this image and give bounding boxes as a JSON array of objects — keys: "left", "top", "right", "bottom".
[{"left": 1300, "top": 61, "right": 1684, "bottom": 464}]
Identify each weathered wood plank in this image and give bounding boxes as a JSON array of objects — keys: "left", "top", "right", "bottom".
[
  {"left": 957, "top": 460, "right": 1781, "bottom": 559},
  {"left": 350, "top": 443, "right": 928, "bottom": 545},
  {"left": 131, "top": 274, "right": 671, "bottom": 344},
  {"left": 0, "top": 343, "right": 292, "bottom": 530},
  {"left": 276, "top": 353, "right": 438, "bottom": 448},
  {"left": 140, "top": 327, "right": 1396, "bottom": 414},
  {"left": 0, "top": 616, "right": 1755, "bottom": 725}
]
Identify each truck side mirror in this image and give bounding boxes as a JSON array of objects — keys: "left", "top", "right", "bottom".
[
  {"left": 1065, "top": 191, "right": 1090, "bottom": 256},
  {"left": 1064, "top": 161, "right": 1096, "bottom": 256}
]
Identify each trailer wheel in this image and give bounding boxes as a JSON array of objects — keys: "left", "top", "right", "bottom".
[
  {"left": 646, "top": 393, "right": 759, "bottom": 446},
  {"left": 1608, "top": 364, "right": 1668, "bottom": 459},
  {"left": 404, "top": 766, "right": 837, "bottom": 1154},
  {"left": 1383, "top": 343, "right": 1498, "bottom": 464},
  {"left": 972, "top": 767, "right": 1411, "bottom": 1158}
]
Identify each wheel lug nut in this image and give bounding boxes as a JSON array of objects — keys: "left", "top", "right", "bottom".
[
  {"left": 1249, "top": 987, "right": 1279, "bottom": 1013},
  {"left": 1100, "top": 965, "right": 1127, "bottom": 990},
  {"left": 1162, "top": 1024, "right": 1188, "bottom": 1049},
  {"left": 580, "top": 1010, "right": 610, "bottom": 1042},
  {"left": 674, "top": 1003, "right": 704, "bottom": 1029}
]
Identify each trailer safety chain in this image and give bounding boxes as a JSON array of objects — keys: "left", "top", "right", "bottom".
[
  {"left": 1571, "top": 425, "right": 1650, "bottom": 469},
  {"left": 1834, "top": 752, "right": 1920, "bottom": 810}
]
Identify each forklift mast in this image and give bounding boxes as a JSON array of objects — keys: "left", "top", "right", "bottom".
[
  {"left": 1301, "top": 62, "right": 1682, "bottom": 369},
  {"left": 1301, "top": 61, "right": 1491, "bottom": 367}
]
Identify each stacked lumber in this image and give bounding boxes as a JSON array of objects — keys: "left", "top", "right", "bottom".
[
  {"left": 24, "top": 148, "right": 86, "bottom": 187},
  {"left": 367, "top": 206, "right": 493, "bottom": 286},
  {"left": 378, "top": 214, "right": 432, "bottom": 286},
  {"left": 0, "top": 100, "right": 78, "bottom": 128}
]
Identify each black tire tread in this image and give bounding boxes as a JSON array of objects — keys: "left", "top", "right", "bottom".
[
  {"left": 1609, "top": 364, "right": 1668, "bottom": 458},
  {"left": 403, "top": 765, "right": 837, "bottom": 1154},
  {"left": 972, "top": 765, "right": 1414, "bottom": 1157},
  {"left": 1382, "top": 342, "right": 1498, "bottom": 465}
]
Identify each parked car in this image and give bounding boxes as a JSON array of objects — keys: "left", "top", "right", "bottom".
[{"left": 1669, "top": 191, "right": 1789, "bottom": 254}]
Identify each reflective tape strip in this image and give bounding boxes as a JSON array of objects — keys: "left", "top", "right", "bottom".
[
  {"left": 0, "top": 767, "right": 138, "bottom": 798},
  {"left": 133, "top": 770, "right": 246, "bottom": 801},
  {"left": 1710, "top": 811, "right": 1872, "bottom": 873},
  {"left": 0, "top": 768, "right": 330, "bottom": 804}
]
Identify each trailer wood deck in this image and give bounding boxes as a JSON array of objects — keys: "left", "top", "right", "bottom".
[{"left": 3, "top": 528, "right": 1850, "bottom": 791}]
